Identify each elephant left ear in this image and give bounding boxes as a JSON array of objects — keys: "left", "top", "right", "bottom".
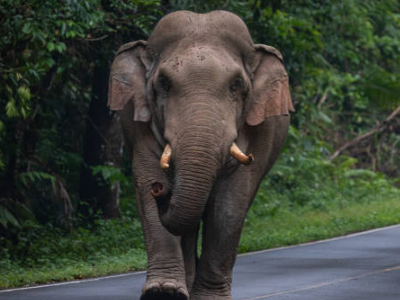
[
  {"left": 108, "top": 40, "right": 151, "bottom": 122},
  {"left": 246, "top": 44, "right": 295, "bottom": 126}
]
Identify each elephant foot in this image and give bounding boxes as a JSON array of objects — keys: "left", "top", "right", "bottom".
[{"left": 140, "top": 279, "right": 189, "bottom": 300}]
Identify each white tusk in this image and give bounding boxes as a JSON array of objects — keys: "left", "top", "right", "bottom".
[
  {"left": 230, "top": 143, "right": 254, "bottom": 165},
  {"left": 160, "top": 144, "right": 172, "bottom": 169}
]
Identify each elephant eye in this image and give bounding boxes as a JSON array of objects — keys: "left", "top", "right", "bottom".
[
  {"left": 158, "top": 74, "right": 172, "bottom": 92},
  {"left": 230, "top": 77, "right": 243, "bottom": 95}
]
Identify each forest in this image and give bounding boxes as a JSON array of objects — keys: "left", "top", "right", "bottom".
[{"left": 1, "top": 0, "right": 400, "bottom": 288}]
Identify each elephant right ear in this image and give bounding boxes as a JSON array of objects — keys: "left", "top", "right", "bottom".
[{"left": 108, "top": 40, "right": 151, "bottom": 122}]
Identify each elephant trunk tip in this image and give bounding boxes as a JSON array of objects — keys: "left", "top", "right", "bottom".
[
  {"left": 151, "top": 181, "right": 164, "bottom": 198},
  {"left": 161, "top": 215, "right": 201, "bottom": 236}
]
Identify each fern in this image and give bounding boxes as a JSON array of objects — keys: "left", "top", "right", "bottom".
[
  {"left": 91, "top": 165, "right": 128, "bottom": 186},
  {"left": 0, "top": 203, "right": 20, "bottom": 228},
  {"left": 0, "top": 198, "right": 35, "bottom": 229},
  {"left": 19, "top": 171, "right": 56, "bottom": 191}
]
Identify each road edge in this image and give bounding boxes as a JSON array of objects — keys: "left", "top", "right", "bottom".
[{"left": 1, "top": 223, "right": 399, "bottom": 294}]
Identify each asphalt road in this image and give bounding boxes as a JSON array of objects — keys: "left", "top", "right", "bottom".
[{"left": 1, "top": 224, "right": 400, "bottom": 300}]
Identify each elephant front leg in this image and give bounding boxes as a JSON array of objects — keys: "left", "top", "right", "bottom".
[
  {"left": 190, "top": 168, "right": 265, "bottom": 300},
  {"left": 190, "top": 118, "right": 289, "bottom": 300},
  {"left": 131, "top": 122, "right": 190, "bottom": 300},
  {"left": 181, "top": 227, "right": 199, "bottom": 292},
  {"left": 189, "top": 184, "right": 250, "bottom": 300},
  {"left": 136, "top": 188, "right": 189, "bottom": 300}
]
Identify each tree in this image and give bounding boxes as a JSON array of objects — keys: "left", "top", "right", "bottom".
[
  {"left": 0, "top": 0, "right": 399, "bottom": 233},
  {"left": 0, "top": 0, "right": 163, "bottom": 228}
]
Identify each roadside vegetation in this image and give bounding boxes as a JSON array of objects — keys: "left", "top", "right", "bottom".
[
  {"left": 1, "top": 0, "right": 399, "bottom": 289},
  {"left": 1, "top": 165, "right": 399, "bottom": 288}
]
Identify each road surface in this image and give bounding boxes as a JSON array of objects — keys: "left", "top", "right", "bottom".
[{"left": 1, "top": 224, "right": 400, "bottom": 299}]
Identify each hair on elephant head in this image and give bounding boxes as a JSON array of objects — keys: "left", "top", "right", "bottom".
[{"left": 108, "top": 11, "right": 294, "bottom": 237}]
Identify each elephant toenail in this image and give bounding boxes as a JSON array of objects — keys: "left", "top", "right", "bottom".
[
  {"left": 143, "top": 281, "right": 161, "bottom": 294},
  {"left": 161, "top": 281, "right": 176, "bottom": 295}
]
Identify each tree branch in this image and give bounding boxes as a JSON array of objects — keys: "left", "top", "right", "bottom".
[
  {"left": 81, "top": 35, "right": 108, "bottom": 42},
  {"left": 317, "top": 93, "right": 327, "bottom": 109},
  {"left": 330, "top": 106, "right": 400, "bottom": 160}
]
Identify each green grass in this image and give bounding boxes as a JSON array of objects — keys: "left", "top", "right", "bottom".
[
  {"left": 1, "top": 160, "right": 400, "bottom": 289},
  {"left": 1, "top": 196, "right": 399, "bottom": 289},
  {"left": 0, "top": 249, "right": 146, "bottom": 288},
  {"left": 239, "top": 155, "right": 400, "bottom": 252},
  {"left": 239, "top": 197, "right": 400, "bottom": 253}
]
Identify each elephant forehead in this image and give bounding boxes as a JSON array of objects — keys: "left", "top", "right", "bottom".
[
  {"left": 159, "top": 47, "right": 242, "bottom": 80},
  {"left": 147, "top": 11, "right": 254, "bottom": 60}
]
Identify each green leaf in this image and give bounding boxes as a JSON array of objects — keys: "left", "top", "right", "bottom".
[
  {"left": 58, "top": 42, "right": 66, "bottom": 51},
  {"left": 362, "top": 71, "right": 400, "bottom": 109},
  {"left": 318, "top": 111, "right": 333, "bottom": 124},
  {"left": 43, "top": 58, "right": 55, "bottom": 68},
  {"left": 5, "top": 100, "right": 19, "bottom": 117},
  {"left": 0, "top": 204, "right": 20, "bottom": 228},
  {"left": 19, "top": 172, "right": 56, "bottom": 186},
  {"left": 66, "top": 30, "right": 76, "bottom": 38},
  {"left": 344, "top": 169, "right": 378, "bottom": 179},
  {"left": 55, "top": 44, "right": 63, "bottom": 53},
  {"left": 47, "top": 42, "right": 55, "bottom": 52},
  {"left": 22, "top": 23, "right": 31, "bottom": 34},
  {"left": 17, "top": 86, "right": 31, "bottom": 101}
]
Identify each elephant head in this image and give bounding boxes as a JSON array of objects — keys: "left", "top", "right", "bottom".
[{"left": 108, "top": 11, "right": 294, "bottom": 236}]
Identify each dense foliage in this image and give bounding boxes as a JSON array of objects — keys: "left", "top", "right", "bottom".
[
  {"left": 0, "top": 0, "right": 399, "bottom": 285},
  {"left": 0, "top": 0, "right": 161, "bottom": 227}
]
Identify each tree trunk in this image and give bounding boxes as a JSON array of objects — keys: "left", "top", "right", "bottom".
[{"left": 79, "top": 65, "right": 123, "bottom": 219}]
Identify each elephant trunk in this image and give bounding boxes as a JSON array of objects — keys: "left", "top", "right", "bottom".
[{"left": 157, "top": 129, "right": 220, "bottom": 236}]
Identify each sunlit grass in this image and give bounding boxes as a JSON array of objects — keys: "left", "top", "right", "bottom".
[{"left": 240, "top": 197, "right": 400, "bottom": 253}]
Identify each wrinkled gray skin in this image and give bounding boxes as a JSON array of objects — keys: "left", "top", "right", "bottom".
[{"left": 108, "top": 10, "right": 294, "bottom": 300}]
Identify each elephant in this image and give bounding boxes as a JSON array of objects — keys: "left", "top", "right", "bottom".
[{"left": 108, "top": 10, "right": 294, "bottom": 300}]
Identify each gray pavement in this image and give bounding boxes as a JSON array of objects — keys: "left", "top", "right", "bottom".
[{"left": 1, "top": 224, "right": 400, "bottom": 300}]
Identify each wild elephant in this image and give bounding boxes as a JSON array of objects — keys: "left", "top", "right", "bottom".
[{"left": 108, "top": 10, "right": 294, "bottom": 300}]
